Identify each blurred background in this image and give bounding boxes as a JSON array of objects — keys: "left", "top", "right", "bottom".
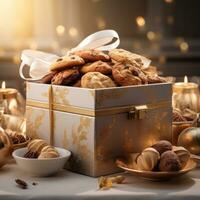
[{"left": 0, "top": 0, "right": 200, "bottom": 95}]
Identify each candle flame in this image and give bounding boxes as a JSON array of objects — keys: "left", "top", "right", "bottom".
[
  {"left": 1, "top": 81, "right": 6, "bottom": 89},
  {"left": 184, "top": 76, "right": 188, "bottom": 83}
]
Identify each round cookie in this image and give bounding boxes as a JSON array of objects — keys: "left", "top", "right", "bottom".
[
  {"left": 146, "top": 75, "right": 167, "bottom": 84},
  {"left": 109, "top": 49, "right": 143, "bottom": 68},
  {"left": 50, "top": 55, "right": 85, "bottom": 71},
  {"left": 112, "top": 63, "right": 142, "bottom": 86},
  {"left": 81, "top": 72, "right": 116, "bottom": 89},
  {"left": 81, "top": 61, "right": 112, "bottom": 75},
  {"left": 74, "top": 49, "right": 110, "bottom": 62},
  {"left": 51, "top": 69, "right": 80, "bottom": 85},
  {"left": 129, "top": 65, "right": 148, "bottom": 84},
  {"left": 159, "top": 150, "right": 181, "bottom": 172},
  {"left": 152, "top": 140, "right": 172, "bottom": 155}
]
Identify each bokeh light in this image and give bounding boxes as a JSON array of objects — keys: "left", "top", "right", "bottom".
[{"left": 136, "top": 16, "right": 145, "bottom": 27}]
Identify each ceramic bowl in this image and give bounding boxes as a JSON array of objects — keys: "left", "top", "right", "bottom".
[
  {"left": 12, "top": 147, "right": 71, "bottom": 177},
  {"left": 116, "top": 153, "right": 197, "bottom": 181}
]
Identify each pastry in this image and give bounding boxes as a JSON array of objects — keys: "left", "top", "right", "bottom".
[
  {"left": 146, "top": 75, "right": 167, "bottom": 84},
  {"left": 51, "top": 69, "right": 80, "bottom": 85},
  {"left": 152, "top": 140, "right": 172, "bottom": 155},
  {"left": 74, "top": 49, "right": 110, "bottom": 62},
  {"left": 80, "top": 61, "right": 112, "bottom": 75},
  {"left": 112, "top": 63, "right": 142, "bottom": 86},
  {"left": 136, "top": 147, "right": 160, "bottom": 171},
  {"left": 159, "top": 150, "right": 181, "bottom": 171},
  {"left": 109, "top": 49, "right": 144, "bottom": 68},
  {"left": 38, "top": 71, "right": 56, "bottom": 84},
  {"left": 50, "top": 55, "right": 85, "bottom": 71},
  {"left": 172, "top": 146, "right": 190, "bottom": 168},
  {"left": 5, "top": 129, "right": 26, "bottom": 144},
  {"left": 38, "top": 145, "right": 59, "bottom": 159},
  {"left": 81, "top": 72, "right": 116, "bottom": 88},
  {"left": 24, "top": 139, "right": 48, "bottom": 158}
]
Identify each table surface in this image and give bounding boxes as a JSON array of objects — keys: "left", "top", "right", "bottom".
[{"left": 0, "top": 163, "right": 200, "bottom": 200}]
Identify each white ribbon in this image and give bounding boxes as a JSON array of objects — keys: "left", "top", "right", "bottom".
[{"left": 19, "top": 29, "right": 150, "bottom": 81}]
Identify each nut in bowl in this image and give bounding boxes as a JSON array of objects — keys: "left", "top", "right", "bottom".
[
  {"left": 116, "top": 140, "right": 197, "bottom": 181},
  {"left": 12, "top": 139, "right": 71, "bottom": 177}
]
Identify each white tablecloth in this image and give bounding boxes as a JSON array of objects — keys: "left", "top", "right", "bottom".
[{"left": 0, "top": 163, "right": 200, "bottom": 200}]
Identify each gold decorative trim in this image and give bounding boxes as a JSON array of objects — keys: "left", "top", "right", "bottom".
[{"left": 26, "top": 100, "right": 171, "bottom": 117}]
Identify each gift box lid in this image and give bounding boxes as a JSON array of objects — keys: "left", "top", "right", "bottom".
[{"left": 26, "top": 82, "right": 172, "bottom": 116}]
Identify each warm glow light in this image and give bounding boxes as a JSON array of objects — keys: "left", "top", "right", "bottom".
[
  {"left": 136, "top": 16, "right": 145, "bottom": 27},
  {"left": 68, "top": 27, "right": 78, "bottom": 37},
  {"left": 56, "top": 25, "right": 65, "bottom": 36},
  {"left": 184, "top": 76, "right": 188, "bottom": 83},
  {"left": 165, "top": 0, "right": 173, "bottom": 3},
  {"left": 147, "top": 31, "right": 156, "bottom": 41},
  {"left": 1, "top": 81, "right": 6, "bottom": 89},
  {"left": 180, "top": 42, "right": 189, "bottom": 53}
]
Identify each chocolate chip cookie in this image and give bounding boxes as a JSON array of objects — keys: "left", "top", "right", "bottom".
[
  {"left": 50, "top": 55, "right": 85, "bottom": 71},
  {"left": 51, "top": 69, "right": 80, "bottom": 85},
  {"left": 109, "top": 49, "right": 144, "bottom": 68},
  {"left": 81, "top": 72, "right": 116, "bottom": 88},
  {"left": 74, "top": 49, "right": 110, "bottom": 62},
  {"left": 129, "top": 65, "right": 148, "bottom": 84},
  {"left": 80, "top": 61, "right": 112, "bottom": 75},
  {"left": 146, "top": 75, "right": 167, "bottom": 84},
  {"left": 112, "top": 63, "right": 142, "bottom": 86}
]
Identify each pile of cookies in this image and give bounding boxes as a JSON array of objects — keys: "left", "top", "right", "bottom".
[
  {"left": 24, "top": 139, "right": 59, "bottom": 159},
  {"left": 39, "top": 49, "right": 167, "bottom": 88},
  {"left": 130, "top": 140, "right": 190, "bottom": 172}
]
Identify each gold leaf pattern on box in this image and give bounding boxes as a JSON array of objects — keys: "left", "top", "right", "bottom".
[
  {"left": 72, "top": 116, "right": 91, "bottom": 160},
  {"left": 26, "top": 107, "right": 45, "bottom": 139},
  {"left": 53, "top": 87, "right": 70, "bottom": 105},
  {"left": 96, "top": 116, "right": 116, "bottom": 160}
]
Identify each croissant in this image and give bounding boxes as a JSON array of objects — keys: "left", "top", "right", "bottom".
[{"left": 38, "top": 145, "right": 59, "bottom": 159}]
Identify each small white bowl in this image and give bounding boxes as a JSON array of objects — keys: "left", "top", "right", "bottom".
[{"left": 12, "top": 147, "right": 71, "bottom": 177}]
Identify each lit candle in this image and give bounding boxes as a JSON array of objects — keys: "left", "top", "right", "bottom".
[
  {"left": 0, "top": 81, "right": 18, "bottom": 115},
  {"left": 172, "top": 76, "right": 200, "bottom": 112},
  {"left": 0, "top": 81, "right": 18, "bottom": 99}
]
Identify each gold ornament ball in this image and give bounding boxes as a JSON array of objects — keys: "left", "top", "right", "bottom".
[{"left": 178, "top": 127, "right": 200, "bottom": 154}]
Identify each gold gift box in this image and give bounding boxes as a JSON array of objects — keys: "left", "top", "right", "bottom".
[{"left": 26, "top": 82, "right": 172, "bottom": 177}]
